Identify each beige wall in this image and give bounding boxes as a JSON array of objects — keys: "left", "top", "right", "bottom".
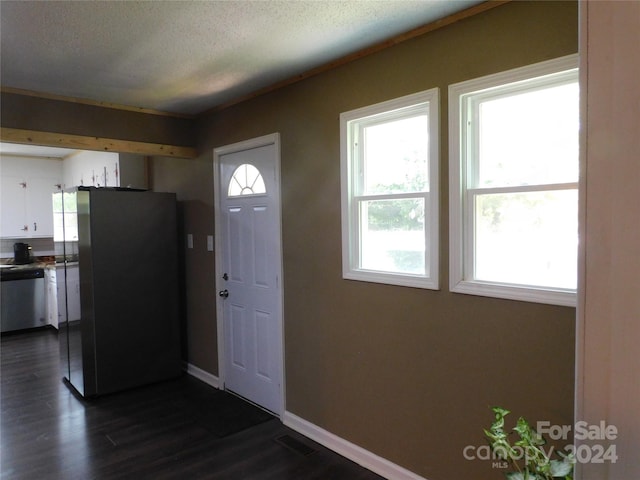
[
  {"left": 0, "top": 91, "right": 195, "bottom": 147},
  {"left": 118, "top": 153, "right": 148, "bottom": 189},
  {"left": 1, "top": 2, "right": 582, "bottom": 478},
  {"left": 577, "top": 1, "right": 640, "bottom": 479},
  {"left": 151, "top": 154, "right": 218, "bottom": 374},
  {"left": 152, "top": 2, "right": 578, "bottom": 478}
]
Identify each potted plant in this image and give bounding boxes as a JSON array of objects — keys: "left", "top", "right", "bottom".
[{"left": 484, "top": 407, "right": 575, "bottom": 480}]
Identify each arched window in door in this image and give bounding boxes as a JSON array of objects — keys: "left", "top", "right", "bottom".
[{"left": 228, "top": 163, "right": 266, "bottom": 197}]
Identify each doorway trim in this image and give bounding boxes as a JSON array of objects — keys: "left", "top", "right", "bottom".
[{"left": 213, "top": 132, "right": 285, "bottom": 416}]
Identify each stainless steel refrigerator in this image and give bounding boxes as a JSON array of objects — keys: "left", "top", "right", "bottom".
[{"left": 57, "top": 187, "right": 181, "bottom": 397}]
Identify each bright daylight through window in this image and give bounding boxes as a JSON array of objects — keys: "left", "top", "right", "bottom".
[
  {"left": 228, "top": 163, "right": 266, "bottom": 197},
  {"left": 340, "top": 89, "right": 439, "bottom": 289},
  {"left": 449, "top": 55, "right": 579, "bottom": 306}
]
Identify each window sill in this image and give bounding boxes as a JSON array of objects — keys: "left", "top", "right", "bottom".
[
  {"left": 450, "top": 279, "right": 576, "bottom": 307},
  {"left": 344, "top": 269, "right": 439, "bottom": 290}
]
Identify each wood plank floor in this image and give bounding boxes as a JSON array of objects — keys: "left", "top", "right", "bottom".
[{"left": 1, "top": 328, "right": 384, "bottom": 480}]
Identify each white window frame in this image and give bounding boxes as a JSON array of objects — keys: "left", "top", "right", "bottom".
[
  {"left": 340, "top": 89, "right": 439, "bottom": 290},
  {"left": 449, "top": 54, "right": 579, "bottom": 306}
]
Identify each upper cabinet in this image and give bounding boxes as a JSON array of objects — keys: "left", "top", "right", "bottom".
[
  {"left": 63, "top": 151, "right": 120, "bottom": 188},
  {"left": 1, "top": 148, "right": 123, "bottom": 239},
  {"left": 0, "top": 156, "right": 62, "bottom": 238}
]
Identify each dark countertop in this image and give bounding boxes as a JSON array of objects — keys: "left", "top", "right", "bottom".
[
  {"left": 0, "top": 260, "right": 56, "bottom": 275},
  {"left": 0, "top": 255, "right": 56, "bottom": 268}
]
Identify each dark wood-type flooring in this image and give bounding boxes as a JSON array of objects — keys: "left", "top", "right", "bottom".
[{"left": 1, "top": 328, "right": 384, "bottom": 480}]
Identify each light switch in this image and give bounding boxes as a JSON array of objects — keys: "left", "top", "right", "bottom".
[
  {"left": 207, "top": 235, "right": 214, "bottom": 252},
  {"left": 187, "top": 234, "right": 193, "bottom": 249}
]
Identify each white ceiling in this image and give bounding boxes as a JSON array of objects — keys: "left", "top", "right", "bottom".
[{"left": 0, "top": 0, "right": 480, "bottom": 116}]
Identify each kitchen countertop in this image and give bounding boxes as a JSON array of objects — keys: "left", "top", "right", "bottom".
[
  {"left": 0, "top": 256, "right": 56, "bottom": 271},
  {"left": 0, "top": 262, "right": 52, "bottom": 271}
]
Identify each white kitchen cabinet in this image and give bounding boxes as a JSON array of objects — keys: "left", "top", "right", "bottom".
[
  {"left": 0, "top": 175, "right": 27, "bottom": 237},
  {"left": 28, "top": 176, "right": 59, "bottom": 236},
  {"left": 64, "top": 264, "right": 81, "bottom": 323},
  {"left": 0, "top": 156, "right": 62, "bottom": 238},
  {"left": 56, "top": 265, "right": 67, "bottom": 326},
  {"left": 63, "top": 151, "right": 119, "bottom": 188},
  {"left": 56, "top": 264, "right": 81, "bottom": 325}
]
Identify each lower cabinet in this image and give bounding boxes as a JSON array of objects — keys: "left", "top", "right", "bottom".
[
  {"left": 56, "top": 264, "right": 81, "bottom": 327},
  {"left": 65, "top": 265, "right": 81, "bottom": 322}
]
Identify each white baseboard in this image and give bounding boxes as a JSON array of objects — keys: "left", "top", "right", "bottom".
[
  {"left": 179, "top": 371, "right": 424, "bottom": 479},
  {"left": 282, "top": 411, "right": 427, "bottom": 480},
  {"left": 184, "top": 362, "right": 219, "bottom": 389}
]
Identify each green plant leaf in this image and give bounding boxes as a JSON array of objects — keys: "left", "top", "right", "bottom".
[
  {"left": 505, "top": 472, "right": 526, "bottom": 480},
  {"left": 493, "top": 406, "right": 511, "bottom": 418},
  {"left": 549, "top": 459, "right": 573, "bottom": 477},
  {"left": 484, "top": 428, "right": 500, "bottom": 441},
  {"left": 514, "top": 416, "right": 545, "bottom": 445},
  {"left": 557, "top": 449, "right": 576, "bottom": 463}
]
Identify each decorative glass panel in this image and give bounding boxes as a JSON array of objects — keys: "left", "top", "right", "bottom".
[{"left": 228, "top": 164, "right": 266, "bottom": 197}]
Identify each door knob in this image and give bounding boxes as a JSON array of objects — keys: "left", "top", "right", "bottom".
[{"left": 218, "top": 289, "right": 229, "bottom": 298}]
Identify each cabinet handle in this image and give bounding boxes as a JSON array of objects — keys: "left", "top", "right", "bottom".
[
  {"left": 34, "top": 222, "right": 37, "bottom": 231},
  {"left": 21, "top": 225, "right": 28, "bottom": 231}
]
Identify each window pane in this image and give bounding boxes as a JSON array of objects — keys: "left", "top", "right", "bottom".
[
  {"left": 477, "top": 82, "right": 579, "bottom": 187},
  {"left": 64, "top": 191, "right": 77, "bottom": 212},
  {"left": 474, "top": 190, "right": 578, "bottom": 289},
  {"left": 53, "top": 213, "right": 64, "bottom": 242},
  {"left": 52, "top": 192, "right": 63, "bottom": 212},
  {"left": 360, "top": 198, "right": 426, "bottom": 275},
  {"left": 228, "top": 163, "right": 266, "bottom": 197},
  {"left": 363, "top": 115, "right": 429, "bottom": 195}
]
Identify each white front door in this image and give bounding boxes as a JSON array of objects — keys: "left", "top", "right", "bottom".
[{"left": 214, "top": 134, "right": 284, "bottom": 415}]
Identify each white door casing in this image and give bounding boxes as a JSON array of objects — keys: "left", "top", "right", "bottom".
[{"left": 213, "top": 133, "right": 284, "bottom": 415}]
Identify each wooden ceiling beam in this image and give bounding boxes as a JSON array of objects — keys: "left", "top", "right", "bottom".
[{"left": 0, "top": 128, "right": 197, "bottom": 159}]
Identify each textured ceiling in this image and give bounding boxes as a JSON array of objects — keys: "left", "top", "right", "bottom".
[{"left": 0, "top": 0, "right": 480, "bottom": 116}]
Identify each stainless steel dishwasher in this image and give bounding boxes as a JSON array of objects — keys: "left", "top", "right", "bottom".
[{"left": 0, "top": 267, "right": 47, "bottom": 333}]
